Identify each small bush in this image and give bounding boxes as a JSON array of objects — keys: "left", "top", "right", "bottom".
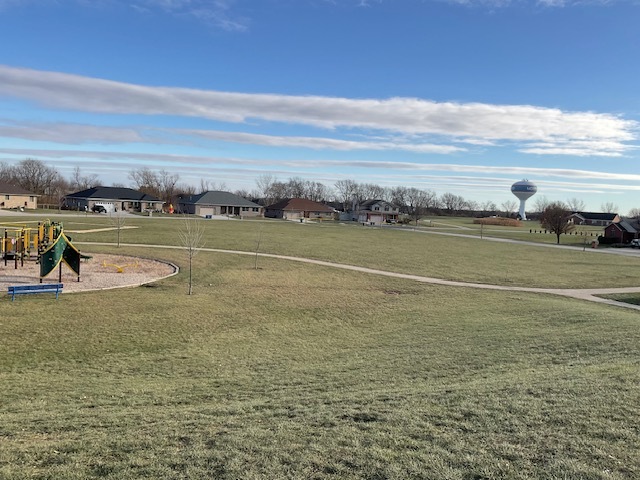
[{"left": 473, "top": 217, "right": 522, "bottom": 227}]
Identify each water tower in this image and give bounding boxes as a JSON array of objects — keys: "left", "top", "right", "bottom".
[{"left": 511, "top": 180, "right": 537, "bottom": 220}]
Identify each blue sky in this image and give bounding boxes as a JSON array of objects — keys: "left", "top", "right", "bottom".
[{"left": 0, "top": 0, "right": 638, "bottom": 213}]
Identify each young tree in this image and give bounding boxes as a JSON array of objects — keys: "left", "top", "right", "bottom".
[
  {"left": 540, "top": 202, "right": 574, "bottom": 244},
  {"left": 109, "top": 211, "right": 127, "bottom": 247},
  {"left": 178, "top": 216, "right": 206, "bottom": 295}
]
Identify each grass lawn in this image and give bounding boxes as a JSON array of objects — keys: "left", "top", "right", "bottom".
[{"left": 1, "top": 216, "right": 640, "bottom": 479}]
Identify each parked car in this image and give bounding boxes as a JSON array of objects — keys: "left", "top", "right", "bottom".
[
  {"left": 631, "top": 239, "right": 640, "bottom": 248},
  {"left": 92, "top": 205, "right": 107, "bottom": 213}
]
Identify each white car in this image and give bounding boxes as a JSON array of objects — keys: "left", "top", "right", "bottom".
[{"left": 631, "top": 239, "right": 640, "bottom": 248}]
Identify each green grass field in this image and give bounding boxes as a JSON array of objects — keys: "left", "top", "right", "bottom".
[{"left": 2, "top": 215, "right": 639, "bottom": 479}]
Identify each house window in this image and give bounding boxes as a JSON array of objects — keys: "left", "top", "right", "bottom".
[
  {"left": 30, "top": 196, "right": 36, "bottom": 202},
  {"left": 384, "top": 206, "right": 389, "bottom": 211},
  {"left": 253, "top": 207, "right": 259, "bottom": 212},
  {"left": 242, "top": 207, "right": 249, "bottom": 211},
  {"left": 374, "top": 206, "right": 380, "bottom": 211},
  {"left": 4, "top": 195, "right": 9, "bottom": 200}
]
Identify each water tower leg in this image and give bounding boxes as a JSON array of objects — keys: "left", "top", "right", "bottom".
[{"left": 519, "top": 200, "right": 527, "bottom": 220}]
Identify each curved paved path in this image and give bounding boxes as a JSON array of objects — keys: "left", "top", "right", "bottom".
[{"left": 78, "top": 242, "right": 640, "bottom": 312}]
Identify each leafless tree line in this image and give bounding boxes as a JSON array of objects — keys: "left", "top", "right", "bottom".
[{"left": 1, "top": 159, "right": 633, "bottom": 217}]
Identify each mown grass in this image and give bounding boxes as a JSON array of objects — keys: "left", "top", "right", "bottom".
[
  {"left": 598, "top": 293, "right": 640, "bottom": 306},
  {"left": 1, "top": 245, "right": 640, "bottom": 479},
  {"left": 37, "top": 215, "right": 640, "bottom": 289},
  {"left": 2, "top": 216, "right": 640, "bottom": 478}
]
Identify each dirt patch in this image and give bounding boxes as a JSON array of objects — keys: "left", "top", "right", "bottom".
[{"left": 0, "top": 253, "right": 178, "bottom": 293}]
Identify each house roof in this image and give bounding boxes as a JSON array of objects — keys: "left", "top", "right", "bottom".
[
  {"left": 610, "top": 220, "right": 638, "bottom": 234},
  {"left": 66, "top": 186, "right": 162, "bottom": 202},
  {"left": 0, "top": 181, "right": 37, "bottom": 196},
  {"left": 265, "top": 198, "right": 334, "bottom": 212},
  {"left": 179, "top": 191, "right": 261, "bottom": 207},
  {"left": 571, "top": 211, "right": 618, "bottom": 221}
]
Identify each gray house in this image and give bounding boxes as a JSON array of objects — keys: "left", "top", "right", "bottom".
[
  {"left": 177, "top": 191, "right": 263, "bottom": 217},
  {"left": 64, "top": 186, "right": 164, "bottom": 213},
  {"left": 356, "top": 199, "right": 399, "bottom": 225}
]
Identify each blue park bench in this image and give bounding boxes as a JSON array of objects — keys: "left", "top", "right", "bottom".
[{"left": 7, "top": 283, "right": 64, "bottom": 301}]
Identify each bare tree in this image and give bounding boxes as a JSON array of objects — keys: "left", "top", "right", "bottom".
[
  {"left": 109, "top": 211, "right": 127, "bottom": 248},
  {"left": 12, "top": 158, "right": 62, "bottom": 200},
  {"left": 199, "top": 178, "right": 210, "bottom": 194},
  {"left": 566, "top": 197, "right": 586, "bottom": 212},
  {"left": 234, "top": 189, "right": 251, "bottom": 199},
  {"left": 532, "top": 195, "right": 551, "bottom": 213},
  {"left": 175, "top": 182, "right": 196, "bottom": 196},
  {"left": 158, "top": 169, "right": 179, "bottom": 205},
  {"left": 406, "top": 188, "right": 433, "bottom": 225},
  {"left": 178, "top": 216, "right": 206, "bottom": 295},
  {"left": 601, "top": 202, "right": 619, "bottom": 214},
  {"left": 481, "top": 200, "right": 497, "bottom": 215},
  {"left": 0, "top": 161, "right": 14, "bottom": 182},
  {"left": 540, "top": 202, "right": 574, "bottom": 244},
  {"left": 129, "top": 167, "right": 161, "bottom": 198},
  {"left": 254, "top": 224, "right": 263, "bottom": 270},
  {"left": 500, "top": 200, "right": 518, "bottom": 217},
  {"left": 440, "top": 192, "right": 467, "bottom": 215},
  {"left": 70, "top": 166, "right": 100, "bottom": 191},
  {"left": 628, "top": 208, "right": 640, "bottom": 221},
  {"left": 389, "top": 186, "right": 408, "bottom": 212},
  {"left": 334, "top": 179, "right": 358, "bottom": 211},
  {"left": 256, "top": 173, "right": 276, "bottom": 205}
]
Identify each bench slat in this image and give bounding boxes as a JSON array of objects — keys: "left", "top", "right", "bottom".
[{"left": 7, "top": 284, "right": 63, "bottom": 301}]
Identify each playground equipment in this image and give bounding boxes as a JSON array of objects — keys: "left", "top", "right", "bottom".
[
  {"left": 102, "top": 259, "right": 139, "bottom": 273},
  {"left": 1, "top": 220, "right": 83, "bottom": 282}
]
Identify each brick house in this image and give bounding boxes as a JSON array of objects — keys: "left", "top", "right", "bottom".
[
  {"left": 568, "top": 211, "right": 619, "bottom": 226},
  {"left": 264, "top": 198, "right": 334, "bottom": 221},
  {"left": 604, "top": 220, "right": 639, "bottom": 244},
  {"left": 0, "top": 181, "right": 38, "bottom": 209}
]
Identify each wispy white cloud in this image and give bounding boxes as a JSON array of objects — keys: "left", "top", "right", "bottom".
[
  {"left": 0, "top": 120, "right": 146, "bottom": 144},
  {"left": 2, "top": 147, "right": 639, "bottom": 183},
  {"left": 0, "top": 0, "right": 249, "bottom": 31},
  {"left": 174, "top": 128, "right": 466, "bottom": 153},
  {"left": 135, "top": 0, "right": 249, "bottom": 31},
  {"left": 0, "top": 65, "right": 636, "bottom": 157},
  {"left": 0, "top": 119, "right": 464, "bottom": 153}
]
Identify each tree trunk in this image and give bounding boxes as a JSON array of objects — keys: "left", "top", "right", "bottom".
[{"left": 188, "top": 254, "right": 193, "bottom": 295}]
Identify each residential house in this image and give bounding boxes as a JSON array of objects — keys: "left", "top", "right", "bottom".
[
  {"left": 264, "top": 198, "right": 334, "bottom": 221},
  {"left": 64, "top": 186, "right": 163, "bottom": 213},
  {"left": 604, "top": 219, "right": 639, "bottom": 244},
  {"left": 0, "top": 181, "right": 38, "bottom": 210},
  {"left": 356, "top": 199, "right": 399, "bottom": 225},
  {"left": 177, "top": 191, "right": 263, "bottom": 217},
  {"left": 568, "top": 211, "right": 620, "bottom": 227}
]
